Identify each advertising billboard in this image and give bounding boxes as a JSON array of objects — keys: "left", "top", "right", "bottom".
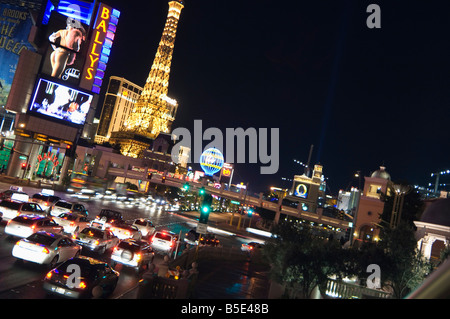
[
  {"left": 0, "top": 3, "right": 35, "bottom": 107},
  {"left": 41, "top": 0, "right": 96, "bottom": 26},
  {"left": 41, "top": 10, "right": 89, "bottom": 86},
  {"left": 29, "top": 77, "right": 93, "bottom": 126}
]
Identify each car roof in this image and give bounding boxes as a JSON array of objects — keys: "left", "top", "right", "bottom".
[
  {"left": 32, "top": 230, "right": 65, "bottom": 239},
  {"left": 13, "top": 214, "right": 49, "bottom": 221}
]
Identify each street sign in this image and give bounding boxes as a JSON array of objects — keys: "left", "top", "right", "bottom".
[
  {"left": 231, "top": 200, "right": 240, "bottom": 205},
  {"left": 196, "top": 222, "right": 207, "bottom": 234}
]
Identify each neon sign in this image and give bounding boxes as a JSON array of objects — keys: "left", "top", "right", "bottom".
[
  {"left": 80, "top": 3, "right": 120, "bottom": 93},
  {"left": 294, "top": 183, "right": 308, "bottom": 198}
]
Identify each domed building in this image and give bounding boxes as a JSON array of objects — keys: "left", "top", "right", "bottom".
[
  {"left": 414, "top": 198, "right": 450, "bottom": 261},
  {"left": 353, "top": 166, "right": 392, "bottom": 244}
]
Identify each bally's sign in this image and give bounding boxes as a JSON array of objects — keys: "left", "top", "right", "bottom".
[{"left": 80, "top": 3, "right": 119, "bottom": 93}]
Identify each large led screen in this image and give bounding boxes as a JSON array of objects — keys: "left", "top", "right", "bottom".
[
  {"left": 29, "top": 77, "right": 93, "bottom": 125},
  {"left": 41, "top": 10, "right": 89, "bottom": 86}
]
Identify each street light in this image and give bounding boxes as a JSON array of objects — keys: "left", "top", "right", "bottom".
[{"left": 390, "top": 183, "right": 411, "bottom": 228}]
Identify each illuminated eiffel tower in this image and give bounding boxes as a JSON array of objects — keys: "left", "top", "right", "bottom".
[{"left": 111, "top": 0, "right": 184, "bottom": 158}]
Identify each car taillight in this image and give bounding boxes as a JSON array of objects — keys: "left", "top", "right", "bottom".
[
  {"left": 72, "top": 234, "right": 77, "bottom": 239},
  {"left": 79, "top": 281, "right": 87, "bottom": 289},
  {"left": 113, "top": 246, "right": 118, "bottom": 252},
  {"left": 134, "top": 253, "right": 142, "bottom": 261},
  {"left": 46, "top": 271, "right": 53, "bottom": 279},
  {"left": 42, "top": 247, "right": 50, "bottom": 254},
  {"left": 31, "top": 225, "right": 36, "bottom": 230},
  {"left": 94, "top": 240, "right": 100, "bottom": 245},
  {"left": 70, "top": 222, "right": 75, "bottom": 227}
]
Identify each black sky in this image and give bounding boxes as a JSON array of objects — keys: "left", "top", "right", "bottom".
[{"left": 99, "top": 0, "right": 450, "bottom": 195}]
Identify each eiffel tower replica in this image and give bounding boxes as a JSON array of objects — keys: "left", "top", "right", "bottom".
[{"left": 110, "top": 0, "right": 184, "bottom": 158}]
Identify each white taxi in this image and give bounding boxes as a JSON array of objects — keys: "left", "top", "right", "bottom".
[
  {"left": 131, "top": 218, "right": 156, "bottom": 238},
  {"left": 110, "top": 223, "right": 142, "bottom": 240},
  {"left": 12, "top": 231, "right": 81, "bottom": 268},
  {"left": 5, "top": 215, "right": 63, "bottom": 238},
  {"left": 74, "top": 227, "right": 119, "bottom": 254},
  {"left": 150, "top": 231, "right": 178, "bottom": 254},
  {"left": 52, "top": 212, "right": 91, "bottom": 234}
]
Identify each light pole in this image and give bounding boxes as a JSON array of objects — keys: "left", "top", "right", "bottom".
[{"left": 390, "top": 184, "right": 411, "bottom": 228}]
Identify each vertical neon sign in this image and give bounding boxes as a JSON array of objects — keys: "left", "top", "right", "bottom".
[{"left": 80, "top": 3, "right": 120, "bottom": 94}]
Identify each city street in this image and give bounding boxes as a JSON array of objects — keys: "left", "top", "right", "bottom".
[{"left": 0, "top": 182, "right": 266, "bottom": 299}]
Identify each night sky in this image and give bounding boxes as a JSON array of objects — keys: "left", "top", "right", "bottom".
[{"left": 99, "top": 0, "right": 450, "bottom": 195}]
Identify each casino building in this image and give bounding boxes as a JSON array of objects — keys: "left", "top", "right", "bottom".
[{"left": 2, "top": 0, "right": 120, "bottom": 183}]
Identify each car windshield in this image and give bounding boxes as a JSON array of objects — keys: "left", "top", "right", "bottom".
[
  {"left": 32, "top": 194, "right": 48, "bottom": 201},
  {"left": 155, "top": 232, "right": 172, "bottom": 241},
  {"left": 58, "top": 213, "right": 77, "bottom": 221},
  {"left": 134, "top": 219, "right": 150, "bottom": 226},
  {"left": 26, "top": 232, "right": 57, "bottom": 246},
  {"left": 118, "top": 241, "right": 142, "bottom": 252},
  {"left": 80, "top": 228, "right": 103, "bottom": 238},
  {"left": 0, "top": 201, "right": 22, "bottom": 210},
  {"left": 55, "top": 201, "right": 73, "bottom": 209}
]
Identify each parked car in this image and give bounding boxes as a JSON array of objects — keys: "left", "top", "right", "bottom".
[
  {"left": 50, "top": 200, "right": 88, "bottom": 217},
  {"left": 111, "top": 239, "right": 154, "bottom": 272},
  {"left": 109, "top": 223, "right": 142, "bottom": 240},
  {"left": 150, "top": 231, "right": 178, "bottom": 254},
  {"left": 43, "top": 256, "right": 119, "bottom": 299},
  {"left": 30, "top": 193, "right": 61, "bottom": 212},
  {"left": 12, "top": 231, "right": 81, "bottom": 268},
  {"left": 90, "top": 209, "right": 124, "bottom": 229},
  {"left": 52, "top": 212, "right": 91, "bottom": 234},
  {"left": 73, "top": 227, "right": 119, "bottom": 254},
  {"left": 5, "top": 215, "right": 63, "bottom": 238},
  {"left": 131, "top": 218, "right": 156, "bottom": 237},
  {"left": 0, "top": 200, "right": 46, "bottom": 221}
]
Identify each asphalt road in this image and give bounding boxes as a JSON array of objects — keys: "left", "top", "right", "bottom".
[{"left": 0, "top": 182, "right": 262, "bottom": 299}]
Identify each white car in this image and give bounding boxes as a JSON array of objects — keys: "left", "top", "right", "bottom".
[
  {"left": 52, "top": 212, "right": 91, "bottom": 234},
  {"left": 0, "top": 200, "right": 46, "bottom": 221},
  {"left": 74, "top": 227, "right": 119, "bottom": 254},
  {"left": 109, "top": 223, "right": 142, "bottom": 240},
  {"left": 131, "top": 218, "right": 156, "bottom": 237},
  {"left": 150, "top": 231, "right": 178, "bottom": 253},
  {"left": 5, "top": 215, "right": 64, "bottom": 238},
  {"left": 111, "top": 239, "right": 155, "bottom": 272},
  {"left": 30, "top": 193, "right": 61, "bottom": 213},
  {"left": 50, "top": 201, "right": 88, "bottom": 217},
  {"left": 12, "top": 231, "right": 81, "bottom": 268}
]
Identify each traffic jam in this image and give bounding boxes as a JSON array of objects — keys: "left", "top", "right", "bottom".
[{"left": 0, "top": 186, "right": 221, "bottom": 299}]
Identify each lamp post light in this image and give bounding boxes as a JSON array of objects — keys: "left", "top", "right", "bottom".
[{"left": 390, "top": 184, "right": 411, "bottom": 228}]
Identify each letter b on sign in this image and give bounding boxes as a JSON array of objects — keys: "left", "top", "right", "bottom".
[{"left": 366, "top": 264, "right": 381, "bottom": 289}]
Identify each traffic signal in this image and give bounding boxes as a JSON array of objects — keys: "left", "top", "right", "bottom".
[
  {"left": 199, "top": 187, "right": 205, "bottom": 195},
  {"left": 183, "top": 182, "right": 190, "bottom": 191},
  {"left": 199, "top": 194, "right": 213, "bottom": 224},
  {"left": 21, "top": 162, "right": 26, "bottom": 170},
  {"left": 147, "top": 173, "right": 153, "bottom": 180},
  {"left": 161, "top": 175, "right": 166, "bottom": 183}
]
